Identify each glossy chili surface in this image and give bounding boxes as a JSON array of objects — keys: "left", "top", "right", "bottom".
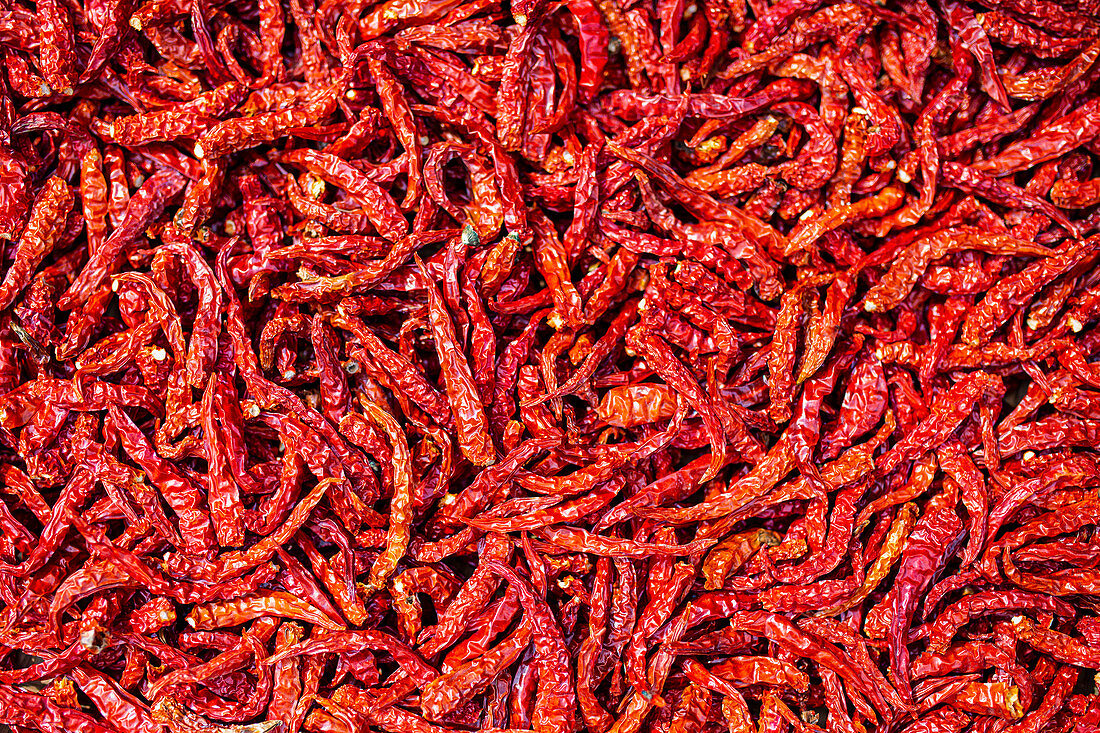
[{"left": 1, "top": 0, "right": 1100, "bottom": 731}]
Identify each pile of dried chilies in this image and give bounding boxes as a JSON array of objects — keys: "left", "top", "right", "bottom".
[{"left": 2, "top": 0, "right": 1100, "bottom": 730}]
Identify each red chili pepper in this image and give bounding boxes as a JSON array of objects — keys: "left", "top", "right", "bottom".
[
  {"left": 60, "top": 168, "right": 187, "bottom": 310},
  {"left": 415, "top": 254, "right": 495, "bottom": 466},
  {"left": 486, "top": 559, "right": 578, "bottom": 733},
  {"left": 5, "top": 1, "right": 1100, "bottom": 729},
  {"left": 0, "top": 176, "right": 74, "bottom": 310}
]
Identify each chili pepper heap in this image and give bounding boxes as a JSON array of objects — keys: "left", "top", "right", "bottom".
[{"left": 1, "top": 0, "right": 1100, "bottom": 730}]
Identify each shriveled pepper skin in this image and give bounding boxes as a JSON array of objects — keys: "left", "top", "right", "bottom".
[{"left": 2, "top": 0, "right": 1100, "bottom": 732}]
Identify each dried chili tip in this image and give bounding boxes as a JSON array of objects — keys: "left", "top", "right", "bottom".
[
  {"left": 462, "top": 224, "right": 480, "bottom": 249},
  {"left": 78, "top": 625, "right": 110, "bottom": 652},
  {"left": 304, "top": 174, "right": 326, "bottom": 199},
  {"left": 639, "top": 688, "right": 668, "bottom": 707}
]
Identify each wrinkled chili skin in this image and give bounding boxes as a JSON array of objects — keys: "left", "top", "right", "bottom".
[{"left": 3, "top": 0, "right": 1100, "bottom": 732}]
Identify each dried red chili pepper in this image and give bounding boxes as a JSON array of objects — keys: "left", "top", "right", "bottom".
[
  {"left": 3, "top": 1, "right": 1100, "bottom": 730},
  {"left": 415, "top": 254, "right": 495, "bottom": 466},
  {"left": 486, "top": 560, "right": 578, "bottom": 733}
]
